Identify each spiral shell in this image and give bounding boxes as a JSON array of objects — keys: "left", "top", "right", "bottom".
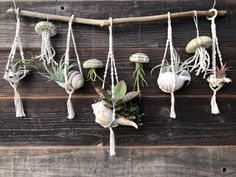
[
  {"left": 92, "top": 101, "right": 116, "bottom": 128},
  {"left": 157, "top": 72, "right": 186, "bottom": 93},
  {"left": 92, "top": 100, "right": 138, "bottom": 129},
  {"left": 67, "top": 70, "right": 84, "bottom": 90}
]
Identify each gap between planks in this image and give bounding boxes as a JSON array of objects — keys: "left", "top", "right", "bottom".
[{"left": 0, "top": 94, "right": 236, "bottom": 100}]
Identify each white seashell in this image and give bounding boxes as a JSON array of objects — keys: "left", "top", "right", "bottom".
[
  {"left": 92, "top": 101, "right": 116, "bottom": 128},
  {"left": 35, "top": 21, "right": 57, "bottom": 37},
  {"left": 92, "top": 100, "right": 138, "bottom": 129},
  {"left": 157, "top": 72, "right": 188, "bottom": 93},
  {"left": 67, "top": 70, "right": 84, "bottom": 90},
  {"left": 207, "top": 74, "right": 232, "bottom": 88}
]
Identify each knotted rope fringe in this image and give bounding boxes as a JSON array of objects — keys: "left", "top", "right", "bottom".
[
  {"left": 187, "top": 11, "right": 211, "bottom": 78},
  {"left": 159, "top": 12, "right": 176, "bottom": 118},
  {"left": 102, "top": 17, "right": 119, "bottom": 156},
  {"left": 208, "top": 9, "right": 224, "bottom": 114},
  {"left": 64, "top": 15, "right": 83, "bottom": 119},
  {"left": 4, "top": 9, "right": 26, "bottom": 117}
]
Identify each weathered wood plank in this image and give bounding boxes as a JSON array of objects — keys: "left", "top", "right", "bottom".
[
  {"left": 0, "top": 47, "right": 235, "bottom": 97},
  {"left": 0, "top": 146, "right": 235, "bottom": 177},
  {"left": 0, "top": 1, "right": 235, "bottom": 48},
  {"left": 0, "top": 97, "right": 235, "bottom": 146}
]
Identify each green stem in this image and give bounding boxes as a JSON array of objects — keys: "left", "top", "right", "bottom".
[{"left": 133, "top": 62, "right": 148, "bottom": 93}]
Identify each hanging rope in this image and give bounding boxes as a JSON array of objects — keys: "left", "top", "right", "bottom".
[
  {"left": 64, "top": 15, "right": 83, "bottom": 119},
  {"left": 3, "top": 8, "right": 26, "bottom": 117},
  {"left": 207, "top": 9, "right": 224, "bottom": 114},
  {"left": 101, "top": 17, "right": 119, "bottom": 156},
  {"left": 158, "top": 12, "right": 176, "bottom": 118}
]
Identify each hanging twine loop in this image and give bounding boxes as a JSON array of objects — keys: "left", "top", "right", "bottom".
[
  {"left": 64, "top": 14, "right": 84, "bottom": 119},
  {"left": 100, "top": 17, "right": 119, "bottom": 156},
  {"left": 3, "top": 8, "right": 26, "bottom": 117},
  {"left": 206, "top": 8, "right": 228, "bottom": 114}
]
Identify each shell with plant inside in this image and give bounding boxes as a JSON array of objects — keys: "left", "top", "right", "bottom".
[
  {"left": 207, "top": 64, "right": 231, "bottom": 88},
  {"left": 92, "top": 80, "right": 143, "bottom": 128},
  {"left": 92, "top": 100, "right": 138, "bottom": 129}
]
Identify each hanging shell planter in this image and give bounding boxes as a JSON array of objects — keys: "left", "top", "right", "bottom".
[
  {"left": 186, "top": 11, "right": 212, "bottom": 78},
  {"left": 206, "top": 9, "right": 231, "bottom": 114},
  {"left": 35, "top": 21, "right": 57, "bottom": 65},
  {"left": 92, "top": 18, "right": 142, "bottom": 156},
  {"left": 3, "top": 9, "right": 35, "bottom": 117},
  {"left": 151, "top": 12, "right": 191, "bottom": 119},
  {"left": 40, "top": 15, "right": 84, "bottom": 119},
  {"left": 83, "top": 59, "right": 104, "bottom": 82},
  {"left": 129, "top": 53, "right": 149, "bottom": 93}
]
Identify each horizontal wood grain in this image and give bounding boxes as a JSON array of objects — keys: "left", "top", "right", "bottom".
[
  {"left": 0, "top": 0, "right": 235, "bottom": 148},
  {"left": 0, "top": 146, "right": 235, "bottom": 177},
  {"left": 0, "top": 97, "right": 235, "bottom": 146},
  {"left": 0, "top": 1, "right": 236, "bottom": 48}
]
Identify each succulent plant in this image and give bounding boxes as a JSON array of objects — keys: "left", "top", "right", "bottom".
[
  {"left": 215, "top": 64, "right": 229, "bottom": 79},
  {"left": 94, "top": 80, "right": 143, "bottom": 126}
]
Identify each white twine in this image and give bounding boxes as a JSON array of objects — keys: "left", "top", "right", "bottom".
[
  {"left": 4, "top": 9, "right": 26, "bottom": 117},
  {"left": 187, "top": 10, "right": 211, "bottom": 78},
  {"left": 64, "top": 15, "right": 83, "bottom": 119},
  {"left": 159, "top": 12, "right": 176, "bottom": 119},
  {"left": 101, "top": 18, "right": 119, "bottom": 156},
  {"left": 208, "top": 9, "right": 224, "bottom": 114}
]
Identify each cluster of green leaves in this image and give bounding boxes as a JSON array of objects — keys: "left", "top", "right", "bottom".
[
  {"left": 95, "top": 80, "right": 143, "bottom": 126},
  {"left": 133, "top": 63, "right": 148, "bottom": 92},
  {"left": 41, "top": 56, "right": 76, "bottom": 83},
  {"left": 151, "top": 48, "right": 192, "bottom": 75},
  {"left": 8, "top": 53, "right": 35, "bottom": 72}
]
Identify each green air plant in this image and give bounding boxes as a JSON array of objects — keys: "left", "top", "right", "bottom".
[
  {"left": 83, "top": 59, "right": 104, "bottom": 82},
  {"left": 92, "top": 80, "right": 143, "bottom": 127},
  {"left": 5, "top": 53, "right": 35, "bottom": 82},
  {"left": 41, "top": 56, "right": 75, "bottom": 84},
  {"left": 129, "top": 53, "right": 149, "bottom": 93}
]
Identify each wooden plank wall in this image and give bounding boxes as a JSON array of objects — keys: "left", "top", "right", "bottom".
[{"left": 0, "top": 0, "right": 235, "bottom": 176}]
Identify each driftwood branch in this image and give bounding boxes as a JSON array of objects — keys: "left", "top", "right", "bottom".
[{"left": 7, "top": 8, "right": 227, "bottom": 27}]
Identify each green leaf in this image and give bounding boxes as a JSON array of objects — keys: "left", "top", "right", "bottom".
[
  {"left": 95, "top": 86, "right": 109, "bottom": 98},
  {"left": 114, "top": 80, "right": 127, "bottom": 102},
  {"left": 122, "top": 91, "right": 140, "bottom": 103}
]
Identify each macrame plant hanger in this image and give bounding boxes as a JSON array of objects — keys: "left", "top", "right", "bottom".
[
  {"left": 159, "top": 12, "right": 177, "bottom": 118},
  {"left": 63, "top": 15, "right": 84, "bottom": 119},
  {"left": 101, "top": 18, "right": 119, "bottom": 156},
  {"left": 207, "top": 9, "right": 231, "bottom": 114},
  {"left": 3, "top": 8, "right": 26, "bottom": 117}
]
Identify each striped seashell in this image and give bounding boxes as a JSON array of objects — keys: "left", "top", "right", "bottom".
[
  {"left": 186, "top": 36, "right": 212, "bottom": 53},
  {"left": 67, "top": 70, "right": 84, "bottom": 90},
  {"left": 157, "top": 72, "right": 186, "bottom": 93}
]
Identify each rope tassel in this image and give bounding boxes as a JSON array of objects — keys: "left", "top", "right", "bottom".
[
  {"left": 170, "top": 92, "right": 176, "bottom": 118},
  {"left": 109, "top": 127, "right": 116, "bottom": 156},
  {"left": 13, "top": 85, "right": 25, "bottom": 117},
  {"left": 66, "top": 90, "right": 75, "bottom": 119},
  {"left": 210, "top": 90, "right": 220, "bottom": 114}
]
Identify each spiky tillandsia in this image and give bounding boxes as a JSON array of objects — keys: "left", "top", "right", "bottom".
[
  {"left": 83, "top": 59, "right": 104, "bottom": 82},
  {"left": 5, "top": 53, "right": 36, "bottom": 82},
  {"left": 40, "top": 56, "right": 76, "bottom": 84},
  {"left": 94, "top": 80, "right": 143, "bottom": 126},
  {"left": 129, "top": 53, "right": 149, "bottom": 93}
]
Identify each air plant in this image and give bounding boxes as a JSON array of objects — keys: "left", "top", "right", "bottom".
[
  {"left": 207, "top": 63, "right": 231, "bottom": 88},
  {"left": 5, "top": 53, "right": 35, "bottom": 82},
  {"left": 129, "top": 53, "right": 149, "bottom": 93},
  {"left": 83, "top": 59, "right": 104, "bottom": 82},
  {"left": 151, "top": 51, "right": 192, "bottom": 93},
  {"left": 92, "top": 80, "right": 143, "bottom": 127}
]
